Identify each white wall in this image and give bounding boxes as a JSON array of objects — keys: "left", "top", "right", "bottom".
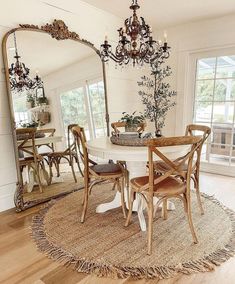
[{"left": 154, "top": 13, "right": 235, "bottom": 136}]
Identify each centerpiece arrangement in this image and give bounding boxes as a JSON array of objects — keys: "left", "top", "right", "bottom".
[
  {"left": 120, "top": 111, "right": 145, "bottom": 132},
  {"left": 110, "top": 111, "right": 153, "bottom": 146}
]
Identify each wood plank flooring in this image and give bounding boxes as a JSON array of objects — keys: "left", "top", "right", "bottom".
[{"left": 0, "top": 173, "right": 235, "bottom": 284}]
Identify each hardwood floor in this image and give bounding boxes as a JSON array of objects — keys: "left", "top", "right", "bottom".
[{"left": 0, "top": 172, "right": 235, "bottom": 284}]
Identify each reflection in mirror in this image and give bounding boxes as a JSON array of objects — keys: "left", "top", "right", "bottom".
[{"left": 6, "top": 27, "right": 107, "bottom": 209}]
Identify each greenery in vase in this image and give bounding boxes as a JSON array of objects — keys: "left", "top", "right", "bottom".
[
  {"left": 26, "top": 93, "right": 35, "bottom": 108},
  {"left": 138, "top": 61, "right": 177, "bottom": 133},
  {"left": 120, "top": 111, "right": 145, "bottom": 127},
  {"left": 37, "top": 96, "right": 48, "bottom": 105}
]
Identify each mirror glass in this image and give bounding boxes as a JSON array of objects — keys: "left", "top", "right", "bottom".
[{"left": 6, "top": 29, "right": 107, "bottom": 207}]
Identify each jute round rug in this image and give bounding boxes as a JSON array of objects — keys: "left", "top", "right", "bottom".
[{"left": 31, "top": 183, "right": 235, "bottom": 280}]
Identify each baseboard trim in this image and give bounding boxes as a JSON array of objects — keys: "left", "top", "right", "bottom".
[
  {"left": 0, "top": 183, "right": 15, "bottom": 212},
  {"left": 201, "top": 162, "right": 235, "bottom": 177}
]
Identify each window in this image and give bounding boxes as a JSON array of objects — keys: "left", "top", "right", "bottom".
[
  {"left": 88, "top": 81, "right": 106, "bottom": 138},
  {"left": 60, "top": 80, "right": 106, "bottom": 141},
  {"left": 194, "top": 55, "right": 235, "bottom": 167},
  {"left": 13, "top": 93, "right": 30, "bottom": 127}
]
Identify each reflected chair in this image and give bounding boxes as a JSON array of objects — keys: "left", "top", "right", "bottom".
[
  {"left": 36, "top": 128, "right": 56, "bottom": 163},
  {"left": 72, "top": 126, "right": 127, "bottom": 223},
  {"left": 125, "top": 135, "right": 203, "bottom": 255},
  {"left": 16, "top": 128, "right": 45, "bottom": 193},
  {"left": 47, "top": 124, "right": 83, "bottom": 184},
  {"left": 154, "top": 124, "right": 211, "bottom": 215}
]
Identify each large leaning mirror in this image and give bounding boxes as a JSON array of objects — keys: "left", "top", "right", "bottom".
[{"left": 2, "top": 20, "right": 109, "bottom": 211}]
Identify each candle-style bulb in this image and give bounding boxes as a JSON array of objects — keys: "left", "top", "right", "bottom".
[
  {"left": 105, "top": 35, "right": 108, "bottom": 41},
  {"left": 164, "top": 31, "right": 168, "bottom": 43}
]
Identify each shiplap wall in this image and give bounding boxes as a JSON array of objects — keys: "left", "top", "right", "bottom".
[{"left": 0, "top": 24, "right": 17, "bottom": 211}]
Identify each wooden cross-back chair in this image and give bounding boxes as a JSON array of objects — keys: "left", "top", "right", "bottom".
[
  {"left": 154, "top": 124, "right": 211, "bottom": 215},
  {"left": 72, "top": 126, "right": 127, "bottom": 223},
  {"left": 110, "top": 121, "right": 146, "bottom": 191},
  {"left": 111, "top": 121, "right": 146, "bottom": 135},
  {"left": 16, "top": 128, "right": 45, "bottom": 193},
  {"left": 47, "top": 124, "right": 83, "bottom": 184},
  {"left": 125, "top": 135, "right": 203, "bottom": 255},
  {"left": 36, "top": 128, "right": 56, "bottom": 157}
]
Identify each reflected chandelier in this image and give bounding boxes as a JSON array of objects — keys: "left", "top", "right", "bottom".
[
  {"left": 8, "top": 33, "right": 31, "bottom": 92},
  {"left": 100, "top": 0, "right": 170, "bottom": 67},
  {"left": 9, "top": 33, "right": 44, "bottom": 92}
]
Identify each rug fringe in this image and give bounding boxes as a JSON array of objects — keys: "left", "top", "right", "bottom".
[{"left": 31, "top": 193, "right": 235, "bottom": 280}]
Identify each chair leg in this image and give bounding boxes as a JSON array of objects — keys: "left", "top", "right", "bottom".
[
  {"left": 147, "top": 198, "right": 154, "bottom": 255},
  {"left": 48, "top": 158, "right": 53, "bottom": 185},
  {"left": 81, "top": 180, "right": 97, "bottom": 222},
  {"left": 76, "top": 156, "right": 84, "bottom": 177},
  {"left": 70, "top": 157, "right": 77, "bottom": 183},
  {"left": 125, "top": 189, "right": 134, "bottom": 227},
  {"left": 184, "top": 194, "right": 198, "bottom": 244},
  {"left": 81, "top": 188, "right": 88, "bottom": 223},
  {"left": 162, "top": 199, "right": 168, "bottom": 220},
  {"left": 194, "top": 171, "right": 204, "bottom": 215},
  {"left": 54, "top": 159, "right": 60, "bottom": 177},
  {"left": 125, "top": 169, "right": 130, "bottom": 192},
  {"left": 119, "top": 177, "right": 127, "bottom": 219},
  {"left": 112, "top": 180, "right": 117, "bottom": 191}
]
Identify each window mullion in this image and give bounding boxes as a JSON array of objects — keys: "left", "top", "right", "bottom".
[{"left": 84, "top": 83, "right": 95, "bottom": 139}]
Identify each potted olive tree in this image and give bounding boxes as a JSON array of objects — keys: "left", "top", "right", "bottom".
[
  {"left": 138, "top": 63, "right": 176, "bottom": 137},
  {"left": 120, "top": 111, "right": 145, "bottom": 132}
]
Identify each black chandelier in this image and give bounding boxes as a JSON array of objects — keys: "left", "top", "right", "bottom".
[
  {"left": 9, "top": 33, "right": 44, "bottom": 92},
  {"left": 100, "top": 0, "right": 170, "bottom": 67},
  {"left": 8, "top": 33, "right": 32, "bottom": 92}
]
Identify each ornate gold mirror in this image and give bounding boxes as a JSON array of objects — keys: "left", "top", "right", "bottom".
[{"left": 2, "top": 20, "right": 110, "bottom": 211}]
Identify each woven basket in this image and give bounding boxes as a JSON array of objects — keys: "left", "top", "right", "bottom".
[{"left": 110, "top": 135, "right": 150, "bottom": 147}]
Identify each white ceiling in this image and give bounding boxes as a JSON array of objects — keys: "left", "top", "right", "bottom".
[
  {"left": 81, "top": 0, "right": 235, "bottom": 29},
  {"left": 7, "top": 30, "right": 97, "bottom": 77}
]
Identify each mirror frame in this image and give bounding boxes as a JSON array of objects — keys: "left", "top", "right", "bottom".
[{"left": 2, "top": 19, "right": 110, "bottom": 211}]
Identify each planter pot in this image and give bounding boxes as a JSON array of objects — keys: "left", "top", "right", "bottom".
[
  {"left": 26, "top": 101, "right": 33, "bottom": 109},
  {"left": 155, "top": 129, "right": 162, "bottom": 137}
]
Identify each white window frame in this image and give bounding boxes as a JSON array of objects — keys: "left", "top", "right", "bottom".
[
  {"left": 176, "top": 46, "right": 235, "bottom": 176},
  {"left": 55, "top": 77, "right": 105, "bottom": 148}
]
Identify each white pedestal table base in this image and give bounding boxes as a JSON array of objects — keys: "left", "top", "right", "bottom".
[{"left": 96, "top": 161, "right": 175, "bottom": 231}]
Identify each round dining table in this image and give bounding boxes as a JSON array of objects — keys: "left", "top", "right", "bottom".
[{"left": 86, "top": 137, "right": 188, "bottom": 231}]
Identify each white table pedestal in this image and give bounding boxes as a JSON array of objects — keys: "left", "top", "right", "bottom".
[{"left": 96, "top": 161, "right": 175, "bottom": 231}]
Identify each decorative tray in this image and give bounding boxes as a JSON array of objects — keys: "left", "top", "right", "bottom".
[{"left": 110, "top": 135, "right": 150, "bottom": 147}]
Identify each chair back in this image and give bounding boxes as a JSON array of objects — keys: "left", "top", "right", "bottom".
[
  {"left": 71, "top": 126, "right": 89, "bottom": 172},
  {"left": 63, "top": 124, "right": 79, "bottom": 157},
  {"left": 185, "top": 124, "right": 211, "bottom": 167},
  {"left": 147, "top": 135, "right": 203, "bottom": 194},
  {"left": 36, "top": 128, "right": 56, "bottom": 152},
  {"left": 111, "top": 121, "right": 146, "bottom": 135},
  {"left": 16, "top": 128, "right": 38, "bottom": 164}
]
